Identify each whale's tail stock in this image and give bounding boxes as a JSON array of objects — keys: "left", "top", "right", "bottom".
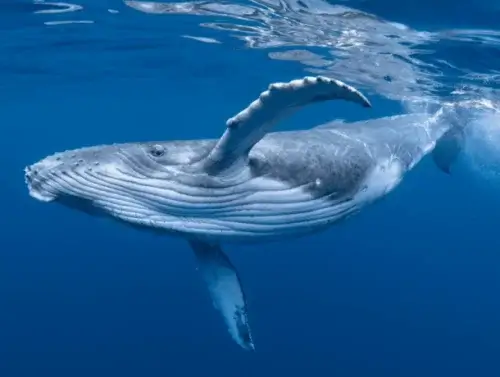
[
  {"left": 431, "top": 104, "right": 467, "bottom": 175},
  {"left": 430, "top": 99, "right": 497, "bottom": 176}
]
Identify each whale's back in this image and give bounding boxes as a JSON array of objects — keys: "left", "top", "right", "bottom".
[{"left": 250, "top": 112, "right": 449, "bottom": 200}]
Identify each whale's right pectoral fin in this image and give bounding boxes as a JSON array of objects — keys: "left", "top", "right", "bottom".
[
  {"left": 189, "top": 240, "right": 254, "bottom": 351},
  {"left": 432, "top": 125, "right": 465, "bottom": 175},
  {"left": 200, "top": 76, "right": 372, "bottom": 175}
]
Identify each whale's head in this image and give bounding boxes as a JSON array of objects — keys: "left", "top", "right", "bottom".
[{"left": 24, "top": 140, "right": 218, "bottom": 229}]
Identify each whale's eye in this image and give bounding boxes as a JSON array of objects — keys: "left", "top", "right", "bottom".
[{"left": 149, "top": 144, "right": 165, "bottom": 157}]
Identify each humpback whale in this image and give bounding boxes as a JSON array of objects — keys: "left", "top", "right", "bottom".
[{"left": 24, "top": 76, "right": 461, "bottom": 350}]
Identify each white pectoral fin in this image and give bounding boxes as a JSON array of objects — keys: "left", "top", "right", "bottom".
[
  {"left": 189, "top": 240, "right": 255, "bottom": 351},
  {"left": 202, "top": 76, "right": 372, "bottom": 174}
]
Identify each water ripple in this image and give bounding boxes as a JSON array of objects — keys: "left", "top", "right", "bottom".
[
  {"left": 123, "top": 0, "right": 437, "bottom": 103},
  {"left": 3, "top": 0, "right": 498, "bottom": 112},
  {"left": 33, "top": 1, "right": 82, "bottom": 14},
  {"left": 32, "top": 0, "right": 95, "bottom": 27},
  {"left": 182, "top": 35, "right": 222, "bottom": 44},
  {"left": 124, "top": 0, "right": 500, "bottom": 107},
  {"left": 44, "top": 20, "right": 94, "bottom": 25}
]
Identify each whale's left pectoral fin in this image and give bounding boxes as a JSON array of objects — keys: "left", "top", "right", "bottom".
[
  {"left": 188, "top": 240, "right": 254, "bottom": 351},
  {"left": 200, "top": 76, "right": 371, "bottom": 175},
  {"left": 432, "top": 125, "right": 465, "bottom": 175}
]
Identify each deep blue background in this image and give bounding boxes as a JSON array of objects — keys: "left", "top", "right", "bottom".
[{"left": 1, "top": 0, "right": 500, "bottom": 376}]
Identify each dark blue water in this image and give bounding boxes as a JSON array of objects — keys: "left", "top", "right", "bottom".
[{"left": 2, "top": 0, "right": 500, "bottom": 376}]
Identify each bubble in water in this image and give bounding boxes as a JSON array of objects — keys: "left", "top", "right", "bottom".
[{"left": 462, "top": 108, "right": 500, "bottom": 183}]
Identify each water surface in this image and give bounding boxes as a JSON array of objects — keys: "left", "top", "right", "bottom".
[{"left": 2, "top": 0, "right": 500, "bottom": 376}]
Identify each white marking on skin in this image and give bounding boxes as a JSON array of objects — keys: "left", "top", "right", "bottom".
[{"left": 354, "top": 157, "right": 403, "bottom": 203}]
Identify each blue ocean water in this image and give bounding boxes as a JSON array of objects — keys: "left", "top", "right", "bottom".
[{"left": 2, "top": 0, "right": 500, "bottom": 375}]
